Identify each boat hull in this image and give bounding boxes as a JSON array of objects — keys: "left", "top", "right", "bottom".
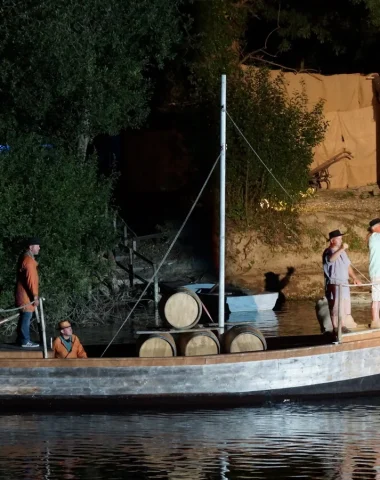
[{"left": 1, "top": 334, "right": 380, "bottom": 408}]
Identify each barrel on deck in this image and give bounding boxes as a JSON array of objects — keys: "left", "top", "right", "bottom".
[
  {"left": 177, "top": 330, "right": 220, "bottom": 356},
  {"left": 159, "top": 288, "right": 203, "bottom": 330},
  {"left": 224, "top": 325, "right": 267, "bottom": 353},
  {"left": 138, "top": 333, "right": 177, "bottom": 357}
]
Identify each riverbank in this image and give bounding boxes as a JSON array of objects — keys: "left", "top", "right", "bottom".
[{"left": 226, "top": 186, "right": 380, "bottom": 300}]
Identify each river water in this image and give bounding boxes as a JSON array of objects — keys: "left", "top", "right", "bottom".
[{"left": 1, "top": 300, "right": 378, "bottom": 480}]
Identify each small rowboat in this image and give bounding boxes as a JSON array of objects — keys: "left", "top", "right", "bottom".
[{"left": 183, "top": 283, "right": 279, "bottom": 312}]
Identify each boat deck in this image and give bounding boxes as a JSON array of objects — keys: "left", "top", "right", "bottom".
[{"left": 1, "top": 325, "right": 380, "bottom": 359}]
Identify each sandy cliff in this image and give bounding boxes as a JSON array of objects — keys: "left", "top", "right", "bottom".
[{"left": 226, "top": 187, "right": 380, "bottom": 300}]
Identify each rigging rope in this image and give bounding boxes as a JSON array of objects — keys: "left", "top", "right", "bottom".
[
  {"left": 0, "top": 300, "right": 38, "bottom": 328},
  {"left": 351, "top": 264, "right": 371, "bottom": 283},
  {"left": 343, "top": 282, "right": 377, "bottom": 287},
  {"left": 0, "top": 313, "right": 19, "bottom": 326},
  {"left": 0, "top": 300, "right": 36, "bottom": 313},
  {"left": 100, "top": 153, "right": 222, "bottom": 357},
  {"left": 226, "top": 110, "right": 295, "bottom": 203}
]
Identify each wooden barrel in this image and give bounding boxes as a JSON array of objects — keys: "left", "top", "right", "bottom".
[
  {"left": 159, "top": 288, "right": 203, "bottom": 330},
  {"left": 224, "top": 325, "right": 267, "bottom": 353},
  {"left": 177, "top": 330, "right": 220, "bottom": 356},
  {"left": 138, "top": 333, "right": 177, "bottom": 357}
]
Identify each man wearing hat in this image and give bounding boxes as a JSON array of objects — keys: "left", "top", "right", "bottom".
[
  {"left": 323, "top": 229, "right": 361, "bottom": 332},
  {"left": 52, "top": 320, "right": 87, "bottom": 359},
  {"left": 15, "top": 237, "right": 41, "bottom": 347},
  {"left": 368, "top": 218, "right": 380, "bottom": 328}
]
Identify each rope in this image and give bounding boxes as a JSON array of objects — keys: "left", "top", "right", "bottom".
[
  {"left": 100, "top": 153, "right": 221, "bottom": 357},
  {"left": 351, "top": 264, "right": 371, "bottom": 283},
  {"left": 226, "top": 111, "right": 295, "bottom": 203},
  {"left": 0, "top": 313, "right": 19, "bottom": 326},
  {"left": 0, "top": 300, "right": 36, "bottom": 313},
  {"left": 0, "top": 301, "right": 38, "bottom": 328}
]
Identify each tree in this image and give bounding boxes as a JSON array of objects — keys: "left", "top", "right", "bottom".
[
  {"left": 226, "top": 69, "right": 327, "bottom": 220},
  {"left": 0, "top": 0, "right": 187, "bottom": 152},
  {"left": 0, "top": 134, "right": 115, "bottom": 323},
  {"left": 189, "top": 0, "right": 327, "bottom": 226},
  {"left": 234, "top": 0, "right": 380, "bottom": 73}
]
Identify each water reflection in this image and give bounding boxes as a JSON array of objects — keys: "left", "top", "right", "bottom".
[
  {"left": 1, "top": 402, "right": 380, "bottom": 479},
  {"left": 227, "top": 300, "right": 371, "bottom": 338},
  {"left": 0, "top": 301, "right": 376, "bottom": 479},
  {"left": 228, "top": 310, "right": 280, "bottom": 336}
]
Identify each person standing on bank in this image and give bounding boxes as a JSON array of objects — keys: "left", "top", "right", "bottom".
[
  {"left": 15, "top": 237, "right": 41, "bottom": 348},
  {"left": 52, "top": 320, "right": 87, "bottom": 359},
  {"left": 323, "top": 229, "right": 362, "bottom": 332},
  {"left": 368, "top": 218, "right": 380, "bottom": 328}
]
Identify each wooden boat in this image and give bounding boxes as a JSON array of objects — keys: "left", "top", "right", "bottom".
[
  {"left": 1, "top": 326, "right": 380, "bottom": 408},
  {"left": 1, "top": 76, "right": 374, "bottom": 410}
]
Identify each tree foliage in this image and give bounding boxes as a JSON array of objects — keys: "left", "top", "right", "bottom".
[
  {"left": 190, "top": 0, "right": 327, "bottom": 225},
  {"left": 0, "top": 135, "right": 115, "bottom": 322},
  {"left": 226, "top": 69, "right": 327, "bottom": 220},
  {"left": 0, "top": 0, "right": 187, "bottom": 144},
  {"left": 236, "top": 0, "right": 380, "bottom": 73},
  {"left": 0, "top": 0, "right": 188, "bottom": 324}
]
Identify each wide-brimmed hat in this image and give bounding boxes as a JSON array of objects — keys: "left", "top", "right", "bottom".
[
  {"left": 369, "top": 218, "right": 380, "bottom": 228},
  {"left": 57, "top": 320, "right": 72, "bottom": 330},
  {"left": 327, "top": 229, "right": 345, "bottom": 241}
]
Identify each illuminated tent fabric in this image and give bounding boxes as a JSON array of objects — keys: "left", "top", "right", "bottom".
[{"left": 245, "top": 68, "right": 378, "bottom": 188}]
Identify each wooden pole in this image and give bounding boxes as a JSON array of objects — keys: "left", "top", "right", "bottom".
[
  {"left": 123, "top": 225, "right": 128, "bottom": 247},
  {"left": 128, "top": 245, "right": 134, "bottom": 288},
  {"left": 337, "top": 284, "right": 343, "bottom": 343},
  {"left": 153, "top": 263, "right": 159, "bottom": 327},
  {"left": 39, "top": 298, "right": 48, "bottom": 359}
]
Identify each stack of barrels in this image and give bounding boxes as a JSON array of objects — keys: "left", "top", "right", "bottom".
[{"left": 138, "top": 288, "right": 266, "bottom": 358}]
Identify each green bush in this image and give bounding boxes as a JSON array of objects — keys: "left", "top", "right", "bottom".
[
  {"left": 0, "top": 134, "right": 116, "bottom": 325},
  {"left": 226, "top": 69, "right": 328, "bottom": 221},
  {"left": 189, "top": 0, "right": 328, "bottom": 230}
]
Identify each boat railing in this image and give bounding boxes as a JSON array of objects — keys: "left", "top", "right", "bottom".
[
  {"left": 0, "top": 298, "right": 48, "bottom": 358},
  {"left": 113, "top": 213, "right": 137, "bottom": 244},
  {"left": 113, "top": 214, "right": 166, "bottom": 325},
  {"left": 117, "top": 243, "right": 160, "bottom": 325}
]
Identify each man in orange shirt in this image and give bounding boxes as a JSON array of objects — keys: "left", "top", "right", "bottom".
[
  {"left": 15, "top": 237, "right": 41, "bottom": 348},
  {"left": 53, "top": 320, "right": 87, "bottom": 359}
]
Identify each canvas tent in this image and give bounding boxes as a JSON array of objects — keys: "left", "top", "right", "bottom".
[{"left": 267, "top": 71, "right": 378, "bottom": 189}]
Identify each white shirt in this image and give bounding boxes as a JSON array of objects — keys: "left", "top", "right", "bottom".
[{"left": 369, "top": 232, "right": 380, "bottom": 278}]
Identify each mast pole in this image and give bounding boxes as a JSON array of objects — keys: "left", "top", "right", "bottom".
[{"left": 218, "top": 74, "right": 226, "bottom": 332}]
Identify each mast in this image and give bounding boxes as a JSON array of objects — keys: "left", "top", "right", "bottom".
[{"left": 218, "top": 74, "right": 226, "bottom": 332}]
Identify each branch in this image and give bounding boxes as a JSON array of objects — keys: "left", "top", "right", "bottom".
[
  {"left": 240, "top": 1, "right": 281, "bottom": 65},
  {"left": 242, "top": 55, "right": 320, "bottom": 75},
  {"left": 234, "top": 0, "right": 253, "bottom": 7}
]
